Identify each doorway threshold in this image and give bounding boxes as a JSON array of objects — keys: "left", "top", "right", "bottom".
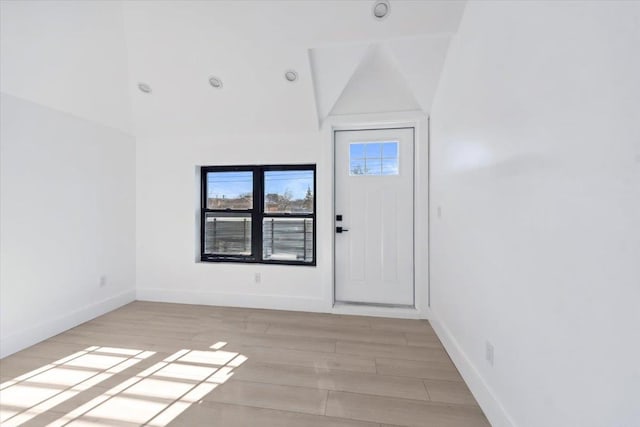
[{"left": 332, "top": 301, "right": 422, "bottom": 319}]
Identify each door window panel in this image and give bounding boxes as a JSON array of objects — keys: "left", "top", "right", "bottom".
[{"left": 349, "top": 141, "right": 399, "bottom": 176}]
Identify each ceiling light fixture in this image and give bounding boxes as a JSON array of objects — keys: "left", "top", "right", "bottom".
[
  {"left": 209, "top": 76, "right": 223, "bottom": 89},
  {"left": 373, "top": 0, "right": 390, "bottom": 20},
  {"left": 137, "top": 82, "right": 152, "bottom": 94},
  {"left": 284, "top": 70, "right": 298, "bottom": 82}
]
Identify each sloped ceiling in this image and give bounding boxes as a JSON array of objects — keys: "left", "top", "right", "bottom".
[
  {"left": 309, "top": 43, "right": 370, "bottom": 124},
  {"left": 1, "top": 1, "right": 467, "bottom": 137},
  {"left": 327, "top": 42, "right": 423, "bottom": 117},
  {"left": 310, "top": 35, "right": 453, "bottom": 124},
  {"left": 0, "top": 0, "right": 132, "bottom": 133},
  {"left": 123, "top": 0, "right": 466, "bottom": 137},
  {"left": 389, "top": 35, "right": 453, "bottom": 113}
]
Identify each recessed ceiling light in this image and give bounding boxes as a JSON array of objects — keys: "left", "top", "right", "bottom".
[
  {"left": 137, "top": 82, "right": 152, "bottom": 94},
  {"left": 209, "top": 76, "right": 223, "bottom": 89},
  {"left": 373, "top": 0, "right": 390, "bottom": 20},
  {"left": 284, "top": 70, "right": 298, "bottom": 82}
]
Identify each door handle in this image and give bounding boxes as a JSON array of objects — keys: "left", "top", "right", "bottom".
[{"left": 336, "top": 226, "right": 349, "bottom": 233}]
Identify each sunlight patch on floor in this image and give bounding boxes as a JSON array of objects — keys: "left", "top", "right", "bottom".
[
  {"left": 0, "top": 346, "right": 154, "bottom": 426},
  {"left": 0, "top": 341, "right": 246, "bottom": 426}
]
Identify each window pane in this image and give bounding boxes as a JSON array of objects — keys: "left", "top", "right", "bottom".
[
  {"left": 262, "top": 218, "right": 313, "bottom": 262},
  {"left": 206, "top": 171, "right": 253, "bottom": 209},
  {"left": 203, "top": 212, "right": 251, "bottom": 256},
  {"left": 365, "top": 143, "right": 382, "bottom": 158},
  {"left": 366, "top": 159, "right": 382, "bottom": 175},
  {"left": 382, "top": 142, "right": 398, "bottom": 158},
  {"left": 382, "top": 158, "right": 399, "bottom": 175},
  {"left": 350, "top": 142, "right": 399, "bottom": 177},
  {"left": 350, "top": 143, "right": 365, "bottom": 159},
  {"left": 350, "top": 159, "right": 365, "bottom": 175},
  {"left": 264, "top": 170, "right": 314, "bottom": 214}
]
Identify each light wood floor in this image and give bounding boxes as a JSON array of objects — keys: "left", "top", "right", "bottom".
[{"left": 0, "top": 301, "right": 489, "bottom": 426}]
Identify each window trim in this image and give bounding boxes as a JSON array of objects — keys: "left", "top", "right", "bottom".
[{"left": 200, "top": 164, "right": 316, "bottom": 266}]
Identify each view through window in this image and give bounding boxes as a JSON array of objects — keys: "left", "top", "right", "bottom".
[
  {"left": 201, "top": 165, "right": 315, "bottom": 265},
  {"left": 349, "top": 141, "right": 399, "bottom": 176}
]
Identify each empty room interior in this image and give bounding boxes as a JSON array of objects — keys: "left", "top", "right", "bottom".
[{"left": 1, "top": 0, "right": 639, "bottom": 426}]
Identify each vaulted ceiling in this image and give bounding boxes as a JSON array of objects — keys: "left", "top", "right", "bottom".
[{"left": 1, "top": 0, "right": 467, "bottom": 137}]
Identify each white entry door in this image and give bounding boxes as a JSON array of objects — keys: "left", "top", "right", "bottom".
[{"left": 334, "top": 128, "right": 414, "bottom": 306}]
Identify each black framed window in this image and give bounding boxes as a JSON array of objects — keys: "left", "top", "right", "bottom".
[{"left": 201, "top": 164, "right": 316, "bottom": 266}]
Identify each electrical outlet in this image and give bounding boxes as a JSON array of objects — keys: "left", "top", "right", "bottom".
[
  {"left": 254, "top": 272, "right": 261, "bottom": 284},
  {"left": 99, "top": 275, "right": 107, "bottom": 288},
  {"left": 486, "top": 341, "right": 494, "bottom": 366},
  {"left": 437, "top": 206, "right": 442, "bottom": 218}
]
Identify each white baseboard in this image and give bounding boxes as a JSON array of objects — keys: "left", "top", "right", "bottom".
[
  {"left": 136, "top": 288, "right": 328, "bottom": 314},
  {"left": 0, "top": 289, "right": 136, "bottom": 359},
  {"left": 430, "top": 314, "right": 516, "bottom": 427}
]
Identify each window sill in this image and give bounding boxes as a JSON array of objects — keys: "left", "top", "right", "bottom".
[{"left": 199, "top": 256, "right": 315, "bottom": 267}]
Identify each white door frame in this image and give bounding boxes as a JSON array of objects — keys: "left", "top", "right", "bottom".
[
  {"left": 334, "top": 127, "right": 416, "bottom": 307},
  {"left": 322, "top": 111, "right": 430, "bottom": 319}
]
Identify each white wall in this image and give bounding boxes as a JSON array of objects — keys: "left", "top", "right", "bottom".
[
  {"left": 0, "top": 94, "right": 136, "bottom": 358},
  {"left": 135, "top": 132, "right": 331, "bottom": 312},
  {"left": 430, "top": 2, "right": 640, "bottom": 426},
  {"left": 0, "top": 0, "right": 446, "bottom": 358},
  {"left": 135, "top": 115, "right": 430, "bottom": 317},
  {"left": 0, "top": 0, "right": 136, "bottom": 358},
  {"left": 128, "top": 0, "right": 443, "bottom": 317}
]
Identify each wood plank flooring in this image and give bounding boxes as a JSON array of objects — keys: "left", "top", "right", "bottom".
[{"left": 0, "top": 301, "right": 489, "bottom": 426}]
